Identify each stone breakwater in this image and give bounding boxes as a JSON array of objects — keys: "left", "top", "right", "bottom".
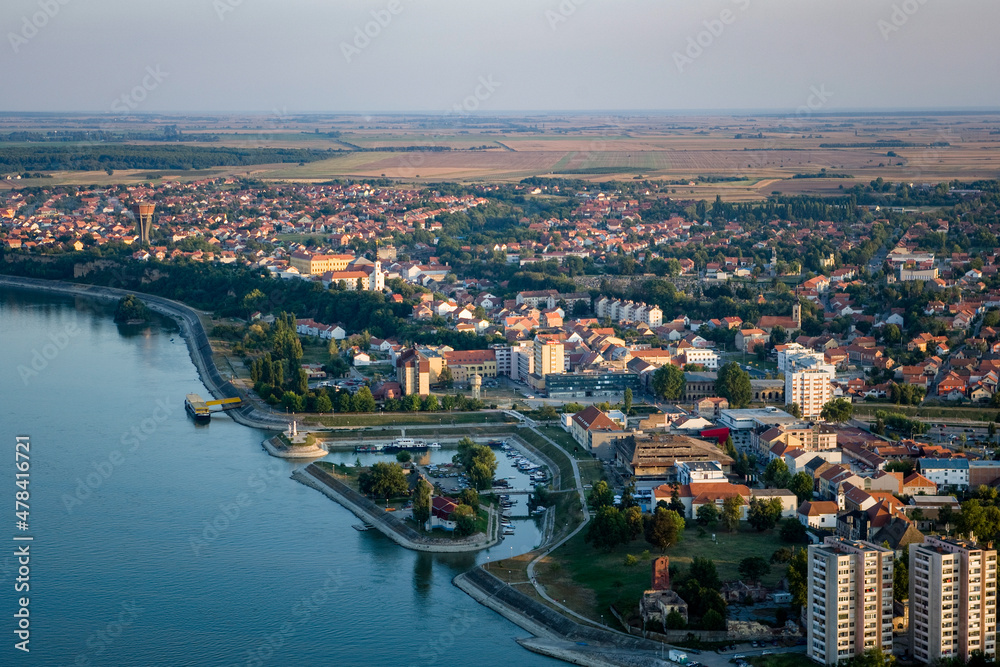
[{"left": 292, "top": 464, "right": 499, "bottom": 553}]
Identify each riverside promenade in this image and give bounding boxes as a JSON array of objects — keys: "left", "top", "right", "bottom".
[{"left": 293, "top": 463, "right": 499, "bottom": 553}]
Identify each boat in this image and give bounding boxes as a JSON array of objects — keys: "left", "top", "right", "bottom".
[
  {"left": 428, "top": 442, "right": 441, "bottom": 449},
  {"left": 503, "top": 528, "right": 515, "bottom": 535},
  {"left": 354, "top": 445, "right": 384, "bottom": 453},
  {"left": 352, "top": 523, "right": 371, "bottom": 531},
  {"left": 185, "top": 393, "right": 211, "bottom": 422}
]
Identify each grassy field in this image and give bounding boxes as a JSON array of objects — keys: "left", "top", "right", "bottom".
[
  {"left": 853, "top": 402, "right": 999, "bottom": 423},
  {"left": 541, "top": 524, "right": 793, "bottom": 623},
  {"left": 514, "top": 429, "right": 578, "bottom": 492}
]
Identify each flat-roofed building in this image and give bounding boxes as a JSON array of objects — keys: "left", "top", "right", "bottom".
[
  {"left": 807, "top": 537, "right": 894, "bottom": 665},
  {"left": 910, "top": 535, "right": 997, "bottom": 664}
]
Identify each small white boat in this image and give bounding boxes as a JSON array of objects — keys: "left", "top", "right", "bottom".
[
  {"left": 428, "top": 442, "right": 441, "bottom": 449},
  {"left": 503, "top": 528, "right": 515, "bottom": 535}
]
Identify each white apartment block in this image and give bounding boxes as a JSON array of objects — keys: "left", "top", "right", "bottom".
[
  {"left": 594, "top": 297, "right": 662, "bottom": 327},
  {"left": 786, "top": 367, "right": 835, "bottom": 419},
  {"left": 682, "top": 348, "right": 719, "bottom": 370},
  {"left": 807, "top": 537, "right": 894, "bottom": 665},
  {"left": 491, "top": 344, "right": 512, "bottom": 378},
  {"left": 910, "top": 536, "right": 997, "bottom": 664},
  {"left": 778, "top": 343, "right": 833, "bottom": 374}
]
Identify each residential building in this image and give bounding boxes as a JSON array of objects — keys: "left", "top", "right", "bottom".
[
  {"left": 806, "top": 537, "right": 894, "bottom": 665},
  {"left": 909, "top": 536, "right": 997, "bottom": 664},
  {"left": 441, "top": 349, "right": 497, "bottom": 384},
  {"left": 396, "top": 348, "right": 430, "bottom": 396},
  {"left": 569, "top": 406, "right": 624, "bottom": 459},
  {"left": 676, "top": 460, "right": 726, "bottom": 485},
  {"left": 786, "top": 368, "right": 835, "bottom": 419},
  {"left": 919, "top": 459, "right": 970, "bottom": 490},
  {"left": 718, "top": 407, "right": 799, "bottom": 452}
]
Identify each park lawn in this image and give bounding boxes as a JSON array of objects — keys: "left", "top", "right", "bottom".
[
  {"left": 578, "top": 460, "right": 604, "bottom": 488},
  {"left": 544, "top": 524, "right": 792, "bottom": 623},
  {"left": 852, "top": 402, "right": 998, "bottom": 424}
]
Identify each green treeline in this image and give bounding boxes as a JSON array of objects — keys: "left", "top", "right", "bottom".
[{"left": 0, "top": 145, "right": 339, "bottom": 172}]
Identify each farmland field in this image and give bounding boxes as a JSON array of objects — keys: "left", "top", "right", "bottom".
[{"left": 4, "top": 111, "right": 999, "bottom": 197}]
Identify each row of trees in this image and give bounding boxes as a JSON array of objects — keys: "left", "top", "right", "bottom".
[{"left": 454, "top": 437, "right": 498, "bottom": 491}]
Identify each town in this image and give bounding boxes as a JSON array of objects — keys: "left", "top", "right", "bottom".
[{"left": 4, "top": 169, "right": 1000, "bottom": 667}]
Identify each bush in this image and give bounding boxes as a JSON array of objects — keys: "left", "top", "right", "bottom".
[{"left": 624, "top": 554, "right": 639, "bottom": 567}]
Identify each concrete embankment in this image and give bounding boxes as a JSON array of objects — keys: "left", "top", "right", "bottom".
[
  {"left": 0, "top": 276, "right": 286, "bottom": 431},
  {"left": 454, "top": 567, "right": 665, "bottom": 667},
  {"left": 292, "top": 464, "right": 499, "bottom": 553},
  {"left": 261, "top": 436, "right": 327, "bottom": 459}
]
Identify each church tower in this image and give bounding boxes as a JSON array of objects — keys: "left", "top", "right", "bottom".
[{"left": 792, "top": 302, "right": 801, "bottom": 327}]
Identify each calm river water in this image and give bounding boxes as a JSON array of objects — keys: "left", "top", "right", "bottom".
[{"left": 0, "top": 287, "right": 559, "bottom": 667}]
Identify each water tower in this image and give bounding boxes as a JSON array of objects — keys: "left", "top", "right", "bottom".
[
  {"left": 470, "top": 373, "right": 482, "bottom": 401},
  {"left": 133, "top": 203, "right": 155, "bottom": 246}
]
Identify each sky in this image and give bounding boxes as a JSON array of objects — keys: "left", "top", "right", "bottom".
[{"left": 1, "top": 0, "right": 999, "bottom": 114}]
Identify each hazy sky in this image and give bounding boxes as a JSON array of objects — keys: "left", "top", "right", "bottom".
[{"left": 2, "top": 0, "right": 998, "bottom": 113}]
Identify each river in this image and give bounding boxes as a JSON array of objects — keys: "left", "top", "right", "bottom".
[{"left": 0, "top": 287, "right": 559, "bottom": 667}]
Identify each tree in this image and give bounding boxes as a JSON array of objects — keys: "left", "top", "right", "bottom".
[
  {"left": 314, "top": 393, "right": 333, "bottom": 413},
  {"left": 413, "top": 478, "right": 432, "bottom": 525},
  {"left": 619, "top": 483, "right": 638, "bottom": 510},
  {"left": 787, "top": 402, "right": 802, "bottom": 419},
  {"left": 763, "top": 459, "right": 792, "bottom": 489},
  {"left": 422, "top": 395, "right": 439, "bottom": 412},
  {"left": 437, "top": 366, "right": 454, "bottom": 388},
  {"left": 786, "top": 548, "right": 809, "bottom": 609},
  {"left": 842, "top": 648, "right": 896, "bottom": 667},
  {"left": 721, "top": 496, "right": 743, "bottom": 532},
  {"left": 352, "top": 386, "right": 377, "bottom": 413},
  {"left": 701, "top": 609, "right": 726, "bottom": 631},
  {"left": 667, "top": 484, "right": 686, "bottom": 515},
  {"left": 820, "top": 397, "right": 854, "bottom": 423},
  {"left": 664, "top": 610, "right": 686, "bottom": 630},
  {"left": 358, "top": 462, "right": 408, "bottom": 499},
  {"left": 452, "top": 504, "right": 477, "bottom": 537},
  {"left": 395, "top": 450, "right": 412, "bottom": 463},
  {"left": 770, "top": 547, "right": 793, "bottom": 564},
  {"left": 645, "top": 507, "right": 684, "bottom": 552},
  {"left": 738, "top": 556, "right": 770, "bottom": 584},
  {"left": 689, "top": 557, "right": 721, "bottom": 591},
  {"left": 403, "top": 393, "right": 422, "bottom": 412},
  {"left": 716, "top": 362, "right": 752, "bottom": 408},
  {"left": 789, "top": 471, "right": 814, "bottom": 503},
  {"left": 696, "top": 503, "right": 719, "bottom": 527},
  {"left": 747, "top": 497, "right": 783, "bottom": 532},
  {"left": 588, "top": 480, "right": 614, "bottom": 509},
  {"left": 623, "top": 387, "right": 633, "bottom": 415},
  {"left": 893, "top": 554, "right": 908, "bottom": 603},
  {"left": 586, "top": 506, "right": 628, "bottom": 551},
  {"left": 651, "top": 363, "right": 685, "bottom": 400},
  {"left": 624, "top": 505, "right": 644, "bottom": 541},
  {"left": 769, "top": 325, "right": 788, "bottom": 346},
  {"left": 459, "top": 488, "right": 480, "bottom": 508},
  {"left": 780, "top": 517, "right": 809, "bottom": 543},
  {"left": 538, "top": 405, "right": 559, "bottom": 420}
]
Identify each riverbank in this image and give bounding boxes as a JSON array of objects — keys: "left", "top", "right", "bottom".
[
  {"left": 292, "top": 463, "right": 500, "bottom": 553},
  {"left": 0, "top": 275, "right": 287, "bottom": 431},
  {"left": 455, "top": 567, "right": 668, "bottom": 667}
]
